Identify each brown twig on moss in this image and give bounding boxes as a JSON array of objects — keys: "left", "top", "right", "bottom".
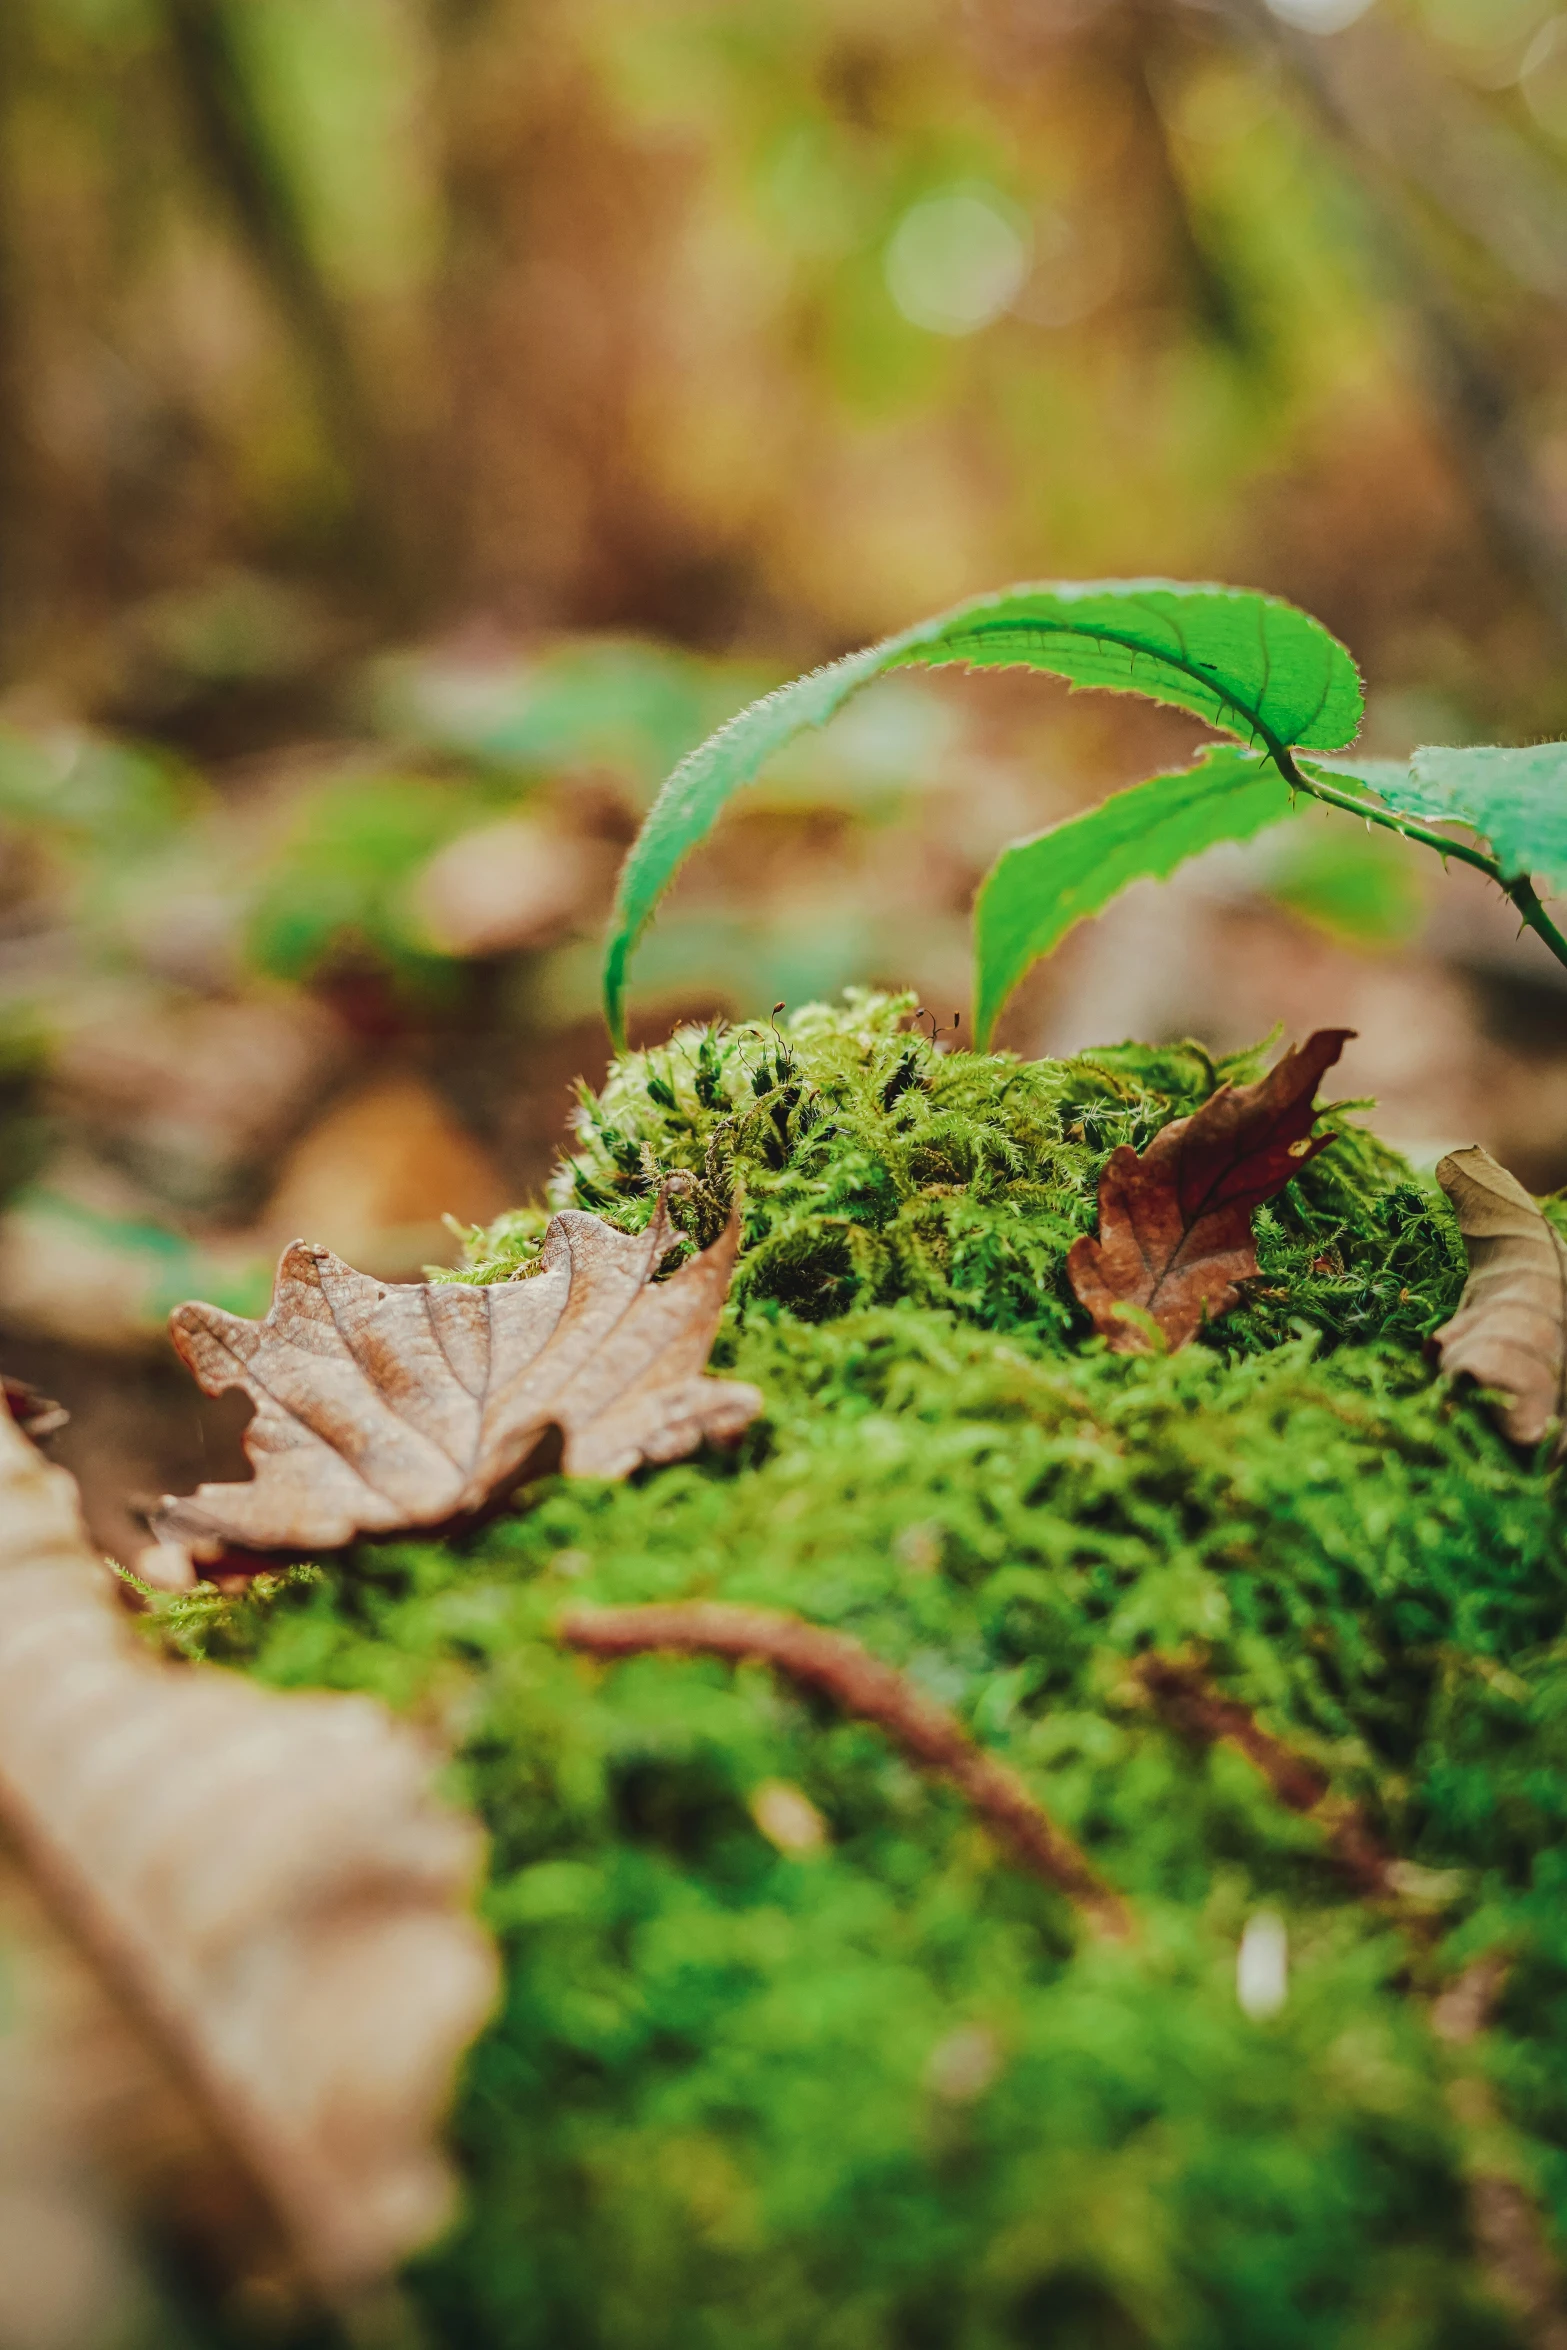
[
  {"left": 1433, "top": 1958, "right": 1567, "bottom": 2350},
  {"left": 1133, "top": 1653, "right": 1396, "bottom": 1897},
  {"left": 1139, "top": 1658, "right": 1567, "bottom": 2347},
  {"left": 559, "top": 1602, "right": 1132, "bottom": 1940}
]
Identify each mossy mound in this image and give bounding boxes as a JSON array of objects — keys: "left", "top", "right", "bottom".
[{"left": 176, "top": 994, "right": 1567, "bottom": 2349}]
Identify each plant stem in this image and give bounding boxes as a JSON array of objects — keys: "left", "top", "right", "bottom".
[
  {"left": 1275, "top": 748, "right": 1567, "bottom": 980},
  {"left": 1505, "top": 877, "right": 1567, "bottom": 972}
]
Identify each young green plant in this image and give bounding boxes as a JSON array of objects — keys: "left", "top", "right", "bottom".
[{"left": 600, "top": 578, "right": 1567, "bottom": 1046}]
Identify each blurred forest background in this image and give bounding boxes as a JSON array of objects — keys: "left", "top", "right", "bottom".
[{"left": 6, "top": 0, "right": 1567, "bottom": 1548}]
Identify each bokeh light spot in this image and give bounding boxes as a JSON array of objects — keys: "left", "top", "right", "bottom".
[
  {"left": 1521, "top": 16, "right": 1567, "bottom": 135},
  {"left": 884, "top": 185, "right": 1031, "bottom": 337},
  {"left": 749, "top": 1779, "right": 828, "bottom": 1854},
  {"left": 1264, "top": 0, "right": 1376, "bottom": 31},
  {"left": 1237, "top": 1912, "right": 1290, "bottom": 2020}
]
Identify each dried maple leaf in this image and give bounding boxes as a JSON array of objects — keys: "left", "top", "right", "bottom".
[
  {"left": 155, "top": 1188, "right": 762, "bottom": 1555},
  {"left": 1067, "top": 1029, "right": 1353, "bottom": 1352},
  {"left": 0, "top": 1404, "right": 497, "bottom": 2300},
  {"left": 1432, "top": 1144, "right": 1567, "bottom": 1452}
]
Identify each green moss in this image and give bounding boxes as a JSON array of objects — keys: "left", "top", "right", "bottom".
[
  {"left": 177, "top": 993, "right": 1567, "bottom": 2349},
  {"left": 451, "top": 989, "right": 1458, "bottom": 1360}
]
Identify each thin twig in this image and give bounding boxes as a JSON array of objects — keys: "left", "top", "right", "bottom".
[
  {"left": 559, "top": 1603, "right": 1133, "bottom": 1939},
  {"left": 1138, "top": 1655, "right": 1567, "bottom": 2349},
  {"left": 1431, "top": 1953, "right": 1511, "bottom": 2049},
  {"left": 1433, "top": 1959, "right": 1567, "bottom": 2350},
  {"left": 1133, "top": 1653, "right": 1395, "bottom": 1896}
]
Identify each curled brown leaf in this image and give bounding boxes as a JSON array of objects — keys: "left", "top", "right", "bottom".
[
  {"left": 1067, "top": 1029, "right": 1353, "bottom": 1352},
  {"left": 1433, "top": 1145, "right": 1567, "bottom": 1453},
  {"left": 156, "top": 1188, "right": 762, "bottom": 1556},
  {"left": 0, "top": 1406, "right": 497, "bottom": 2299}
]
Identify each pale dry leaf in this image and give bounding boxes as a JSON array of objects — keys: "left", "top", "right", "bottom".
[
  {"left": 1068, "top": 1029, "right": 1353, "bottom": 1352},
  {"left": 0, "top": 1153, "right": 191, "bottom": 1358},
  {"left": 156, "top": 1188, "right": 762, "bottom": 1554},
  {"left": 407, "top": 816, "right": 607, "bottom": 957},
  {"left": 55, "top": 990, "right": 346, "bottom": 1213},
  {"left": 0, "top": 1407, "right": 498, "bottom": 2298},
  {"left": 1433, "top": 1144, "right": 1567, "bottom": 1451},
  {"left": 0, "top": 1852, "right": 229, "bottom": 2350},
  {"left": 256, "top": 1073, "right": 509, "bottom": 1280}
]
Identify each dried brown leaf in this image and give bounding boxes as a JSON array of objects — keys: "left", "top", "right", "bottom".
[
  {"left": 1067, "top": 1029, "right": 1353, "bottom": 1352},
  {"left": 256, "top": 1073, "right": 509, "bottom": 1279},
  {"left": 0, "top": 1406, "right": 497, "bottom": 2300},
  {"left": 156, "top": 1189, "right": 762, "bottom": 1555},
  {"left": 408, "top": 816, "right": 608, "bottom": 957},
  {"left": 2, "top": 1374, "right": 68, "bottom": 1441},
  {"left": 1433, "top": 1144, "right": 1567, "bottom": 1451}
]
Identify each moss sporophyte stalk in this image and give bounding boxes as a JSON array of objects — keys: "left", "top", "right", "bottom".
[{"left": 165, "top": 993, "right": 1567, "bottom": 2350}]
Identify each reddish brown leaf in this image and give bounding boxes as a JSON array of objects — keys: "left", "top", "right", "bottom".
[
  {"left": 1067, "top": 1029, "right": 1353, "bottom": 1352},
  {"left": 155, "top": 1188, "right": 761, "bottom": 1555},
  {"left": 1, "top": 1374, "right": 67, "bottom": 1441}
]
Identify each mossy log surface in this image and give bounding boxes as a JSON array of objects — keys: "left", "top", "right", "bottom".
[{"left": 169, "top": 994, "right": 1567, "bottom": 2349}]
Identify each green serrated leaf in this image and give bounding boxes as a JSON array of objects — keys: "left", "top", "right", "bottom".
[
  {"left": 972, "top": 746, "right": 1295, "bottom": 1047},
  {"left": 603, "top": 580, "right": 1362, "bottom": 1043},
  {"left": 1307, "top": 754, "right": 1414, "bottom": 802},
  {"left": 1342, "top": 743, "right": 1567, "bottom": 897},
  {"left": 881, "top": 579, "right": 1362, "bottom": 748}
]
